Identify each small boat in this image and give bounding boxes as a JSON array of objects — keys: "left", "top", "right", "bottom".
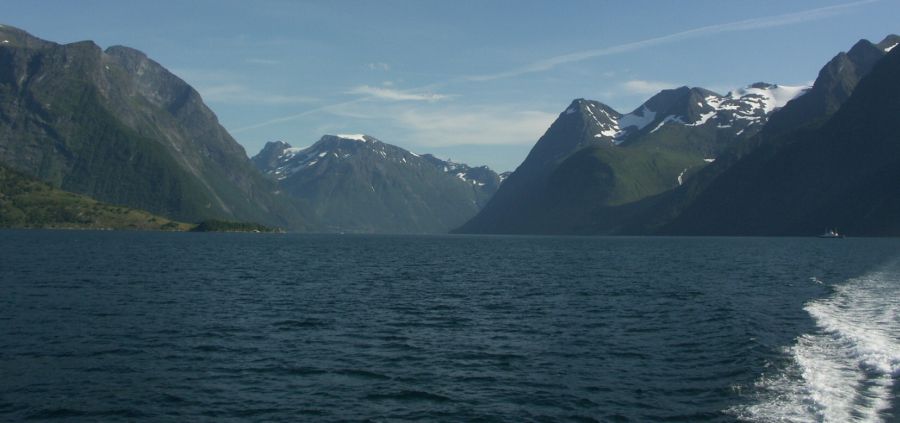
[{"left": 818, "top": 229, "right": 844, "bottom": 238}]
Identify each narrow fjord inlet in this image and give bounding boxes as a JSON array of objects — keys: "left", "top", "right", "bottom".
[
  {"left": 1, "top": 233, "right": 899, "bottom": 421},
  {"left": 2, "top": 1, "right": 900, "bottom": 422}
]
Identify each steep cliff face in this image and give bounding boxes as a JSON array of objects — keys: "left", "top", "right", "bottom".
[
  {"left": 657, "top": 46, "right": 900, "bottom": 236},
  {"left": 0, "top": 25, "right": 304, "bottom": 227}
]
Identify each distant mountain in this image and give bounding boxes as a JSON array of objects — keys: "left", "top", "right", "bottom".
[
  {"left": 0, "top": 25, "right": 305, "bottom": 228},
  {"left": 652, "top": 41, "right": 900, "bottom": 236},
  {"left": 252, "top": 134, "right": 500, "bottom": 233},
  {"left": 455, "top": 81, "right": 807, "bottom": 234}
]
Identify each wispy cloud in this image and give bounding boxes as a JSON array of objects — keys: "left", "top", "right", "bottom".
[
  {"left": 621, "top": 80, "right": 678, "bottom": 95},
  {"left": 322, "top": 102, "right": 556, "bottom": 147},
  {"left": 465, "top": 0, "right": 877, "bottom": 81},
  {"left": 199, "top": 84, "right": 316, "bottom": 105},
  {"left": 231, "top": 98, "right": 370, "bottom": 133},
  {"left": 231, "top": 85, "right": 451, "bottom": 133},
  {"left": 366, "top": 62, "right": 391, "bottom": 71},
  {"left": 394, "top": 107, "right": 556, "bottom": 147},
  {"left": 347, "top": 85, "right": 450, "bottom": 102},
  {"left": 173, "top": 68, "right": 314, "bottom": 105}
]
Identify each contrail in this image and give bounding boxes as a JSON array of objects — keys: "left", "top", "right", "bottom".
[
  {"left": 466, "top": 0, "right": 878, "bottom": 81},
  {"left": 231, "top": 98, "right": 369, "bottom": 133}
]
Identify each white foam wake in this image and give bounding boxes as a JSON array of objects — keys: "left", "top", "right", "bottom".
[{"left": 733, "top": 265, "right": 900, "bottom": 422}]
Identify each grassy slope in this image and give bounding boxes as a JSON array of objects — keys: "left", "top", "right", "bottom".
[
  {"left": 0, "top": 164, "right": 192, "bottom": 230},
  {"left": 530, "top": 143, "right": 705, "bottom": 234}
]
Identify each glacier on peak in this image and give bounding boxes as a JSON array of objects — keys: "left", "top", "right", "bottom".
[
  {"left": 726, "top": 84, "right": 810, "bottom": 114},
  {"left": 335, "top": 134, "right": 368, "bottom": 142},
  {"left": 618, "top": 106, "right": 657, "bottom": 131}
]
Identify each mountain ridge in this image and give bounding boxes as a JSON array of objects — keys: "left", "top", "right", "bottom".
[
  {"left": 0, "top": 24, "right": 306, "bottom": 229},
  {"left": 454, "top": 80, "right": 806, "bottom": 234},
  {"left": 252, "top": 134, "right": 501, "bottom": 233},
  {"left": 652, "top": 45, "right": 900, "bottom": 236}
]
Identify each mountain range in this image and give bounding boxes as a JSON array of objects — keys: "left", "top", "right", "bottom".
[
  {"left": 648, "top": 35, "right": 900, "bottom": 236},
  {"left": 457, "top": 34, "right": 900, "bottom": 236},
  {"left": 0, "top": 25, "right": 499, "bottom": 233},
  {"left": 1, "top": 24, "right": 898, "bottom": 236},
  {"left": 251, "top": 134, "right": 500, "bottom": 233},
  {"left": 454, "top": 81, "right": 809, "bottom": 234}
]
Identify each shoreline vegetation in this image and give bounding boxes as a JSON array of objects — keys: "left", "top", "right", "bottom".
[{"left": 0, "top": 165, "right": 280, "bottom": 233}]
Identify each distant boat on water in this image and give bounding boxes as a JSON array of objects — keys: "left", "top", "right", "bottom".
[{"left": 818, "top": 229, "right": 844, "bottom": 238}]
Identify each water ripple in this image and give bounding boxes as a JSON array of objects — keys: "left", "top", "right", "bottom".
[{"left": 1, "top": 231, "right": 897, "bottom": 422}]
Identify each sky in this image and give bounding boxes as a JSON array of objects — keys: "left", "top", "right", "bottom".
[{"left": 2, "top": 0, "right": 898, "bottom": 172}]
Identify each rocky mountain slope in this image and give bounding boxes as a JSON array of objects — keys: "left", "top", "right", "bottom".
[
  {"left": 652, "top": 40, "right": 900, "bottom": 236},
  {"left": 457, "top": 35, "right": 899, "bottom": 236},
  {"left": 455, "top": 82, "right": 807, "bottom": 234},
  {"left": 253, "top": 134, "right": 500, "bottom": 233},
  {"left": 0, "top": 25, "right": 304, "bottom": 228}
]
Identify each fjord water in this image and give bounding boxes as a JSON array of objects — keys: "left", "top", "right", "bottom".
[{"left": 1, "top": 232, "right": 898, "bottom": 422}]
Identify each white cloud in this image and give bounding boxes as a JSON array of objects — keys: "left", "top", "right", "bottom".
[
  {"left": 231, "top": 98, "right": 370, "bottom": 133},
  {"left": 321, "top": 102, "right": 556, "bottom": 147},
  {"left": 622, "top": 80, "right": 678, "bottom": 95},
  {"left": 465, "top": 0, "right": 877, "bottom": 81},
  {"left": 347, "top": 85, "right": 449, "bottom": 102},
  {"left": 366, "top": 62, "right": 391, "bottom": 71},
  {"left": 395, "top": 107, "right": 556, "bottom": 147},
  {"left": 172, "top": 68, "right": 314, "bottom": 106}
]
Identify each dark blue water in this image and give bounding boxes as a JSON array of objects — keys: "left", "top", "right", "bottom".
[{"left": 1, "top": 231, "right": 898, "bottom": 422}]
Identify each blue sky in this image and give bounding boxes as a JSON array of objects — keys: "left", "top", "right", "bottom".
[{"left": 2, "top": 0, "right": 898, "bottom": 171}]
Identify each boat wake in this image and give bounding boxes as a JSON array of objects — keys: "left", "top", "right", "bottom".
[{"left": 732, "top": 263, "right": 900, "bottom": 422}]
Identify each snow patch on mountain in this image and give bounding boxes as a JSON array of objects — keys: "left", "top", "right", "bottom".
[
  {"left": 283, "top": 146, "right": 308, "bottom": 157},
  {"left": 651, "top": 115, "right": 686, "bottom": 133},
  {"left": 578, "top": 82, "right": 808, "bottom": 147},
  {"left": 885, "top": 42, "right": 898, "bottom": 52},
  {"left": 336, "top": 134, "right": 367, "bottom": 142},
  {"left": 257, "top": 135, "right": 500, "bottom": 190},
  {"left": 618, "top": 106, "right": 657, "bottom": 131},
  {"left": 727, "top": 84, "right": 809, "bottom": 114},
  {"left": 658, "top": 84, "right": 806, "bottom": 131},
  {"left": 687, "top": 111, "right": 717, "bottom": 127}
]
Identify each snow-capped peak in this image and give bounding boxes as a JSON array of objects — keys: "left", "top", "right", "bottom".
[
  {"left": 576, "top": 82, "right": 809, "bottom": 145},
  {"left": 255, "top": 134, "right": 499, "bottom": 188},
  {"left": 283, "top": 146, "right": 308, "bottom": 156},
  {"left": 335, "top": 133, "right": 368, "bottom": 142}
]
